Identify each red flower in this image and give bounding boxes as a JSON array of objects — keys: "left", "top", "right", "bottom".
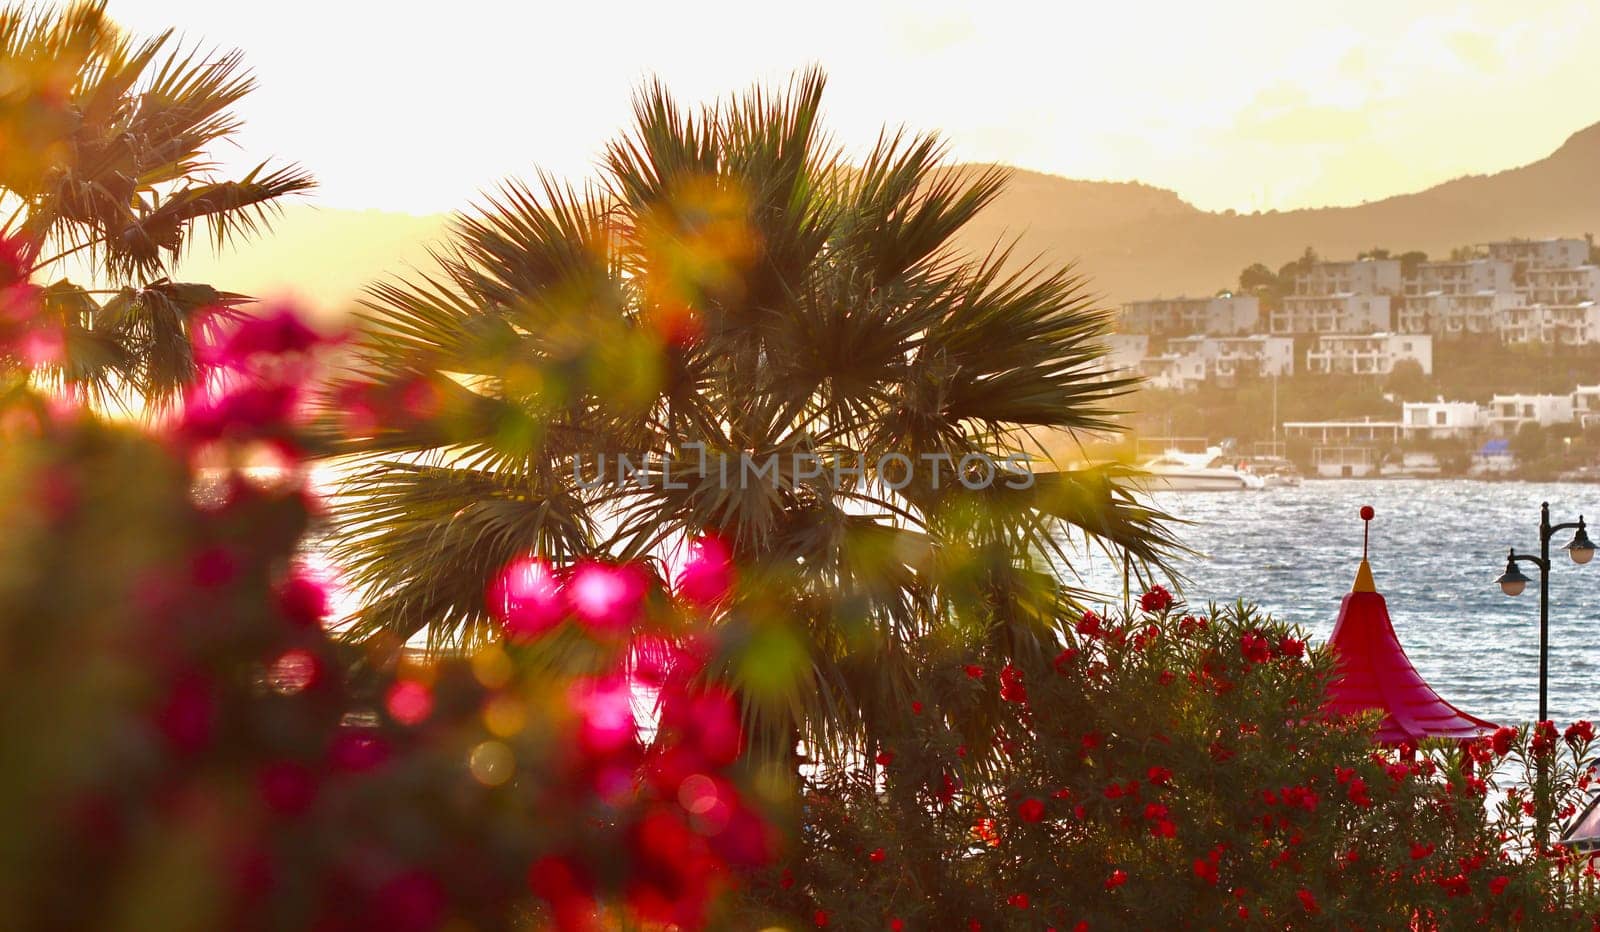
[
  {"left": 1491, "top": 725, "right": 1518, "bottom": 756},
  {"left": 1193, "top": 858, "right": 1218, "bottom": 885},
  {"left": 999, "top": 664, "right": 1027, "bottom": 703},
  {"left": 1565, "top": 720, "right": 1595, "bottom": 745},
  {"left": 875, "top": 750, "right": 894, "bottom": 767},
  {"left": 1006, "top": 893, "right": 1030, "bottom": 909},
  {"left": 1489, "top": 875, "right": 1509, "bottom": 896},
  {"left": 869, "top": 847, "right": 886, "bottom": 863},
  {"left": 1053, "top": 648, "right": 1079, "bottom": 673},
  {"left": 1295, "top": 888, "right": 1318, "bottom": 914},
  {"left": 964, "top": 664, "right": 984, "bottom": 679},
  {"left": 1409, "top": 842, "right": 1434, "bottom": 861},
  {"left": 911, "top": 701, "right": 924, "bottom": 715},
  {"left": 1138, "top": 585, "right": 1173, "bottom": 614},
  {"left": 1104, "top": 869, "right": 1127, "bottom": 890},
  {"left": 815, "top": 909, "right": 830, "bottom": 927},
  {"left": 1018, "top": 797, "right": 1046, "bottom": 823},
  {"left": 1277, "top": 636, "right": 1305, "bottom": 660},
  {"left": 1147, "top": 766, "right": 1172, "bottom": 785},
  {"left": 1239, "top": 632, "right": 1273, "bottom": 664},
  {"left": 1076, "top": 611, "right": 1102, "bottom": 636},
  {"left": 890, "top": 920, "right": 905, "bottom": 931}
]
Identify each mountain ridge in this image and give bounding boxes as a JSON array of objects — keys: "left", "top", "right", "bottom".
[{"left": 169, "top": 119, "right": 1600, "bottom": 315}]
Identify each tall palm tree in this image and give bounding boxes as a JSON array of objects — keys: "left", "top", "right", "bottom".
[
  {"left": 0, "top": 0, "right": 313, "bottom": 407},
  {"left": 325, "top": 70, "right": 1178, "bottom": 765}
]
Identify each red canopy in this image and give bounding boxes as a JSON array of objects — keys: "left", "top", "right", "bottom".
[{"left": 1325, "top": 555, "right": 1497, "bottom": 745}]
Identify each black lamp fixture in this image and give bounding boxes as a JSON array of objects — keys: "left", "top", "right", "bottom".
[{"left": 1496, "top": 551, "right": 1531, "bottom": 597}]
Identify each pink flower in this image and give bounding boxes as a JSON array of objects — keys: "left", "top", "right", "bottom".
[
  {"left": 385, "top": 680, "right": 433, "bottom": 726},
  {"left": 487, "top": 556, "right": 567, "bottom": 640},
  {"left": 328, "top": 729, "right": 390, "bottom": 773},
  {"left": 567, "top": 560, "right": 648, "bottom": 632},
  {"left": 676, "top": 536, "right": 734, "bottom": 605},
  {"left": 256, "top": 760, "right": 318, "bottom": 815}
]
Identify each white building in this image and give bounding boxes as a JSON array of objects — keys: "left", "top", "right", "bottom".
[
  {"left": 1573, "top": 385, "right": 1600, "bottom": 429},
  {"left": 1304, "top": 333, "right": 1433, "bottom": 376},
  {"left": 1120, "top": 295, "right": 1261, "bottom": 336},
  {"left": 1487, "top": 394, "right": 1576, "bottom": 435},
  {"left": 1526, "top": 266, "right": 1600, "bottom": 305},
  {"left": 1165, "top": 335, "right": 1295, "bottom": 380},
  {"left": 1293, "top": 259, "right": 1401, "bottom": 297},
  {"left": 1503, "top": 302, "right": 1600, "bottom": 346},
  {"left": 1282, "top": 418, "right": 1405, "bottom": 445},
  {"left": 1403, "top": 259, "right": 1514, "bottom": 297},
  {"left": 1401, "top": 400, "right": 1486, "bottom": 440},
  {"left": 1102, "top": 334, "right": 1149, "bottom": 374},
  {"left": 1397, "top": 291, "right": 1519, "bottom": 337},
  {"left": 1484, "top": 238, "right": 1591, "bottom": 274},
  {"left": 1271, "top": 294, "right": 1392, "bottom": 334},
  {"left": 1132, "top": 334, "right": 1294, "bottom": 391},
  {"left": 1137, "top": 352, "right": 1209, "bottom": 392}
]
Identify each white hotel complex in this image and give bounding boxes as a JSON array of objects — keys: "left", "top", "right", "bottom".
[{"left": 1114, "top": 237, "right": 1600, "bottom": 391}]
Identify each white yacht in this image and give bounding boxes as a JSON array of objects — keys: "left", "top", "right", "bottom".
[{"left": 1137, "top": 448, "right": 1266, "bottom": 491}]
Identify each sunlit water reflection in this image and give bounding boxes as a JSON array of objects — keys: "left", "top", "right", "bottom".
[{"left": 1055, "top": 480, "right": 1600, "bottom": 728}]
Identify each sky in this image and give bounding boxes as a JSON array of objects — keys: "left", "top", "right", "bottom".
[{"left": 110, "top": 0, "right": 1600, "bottom": 217}]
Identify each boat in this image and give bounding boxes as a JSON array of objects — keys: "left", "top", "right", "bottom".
[
  {"left": 1247, "top": 456, "right": 1303, "bottom": 488},
  {"left": 1137, "top": 447, "right": 1265, "bottom": 491}
]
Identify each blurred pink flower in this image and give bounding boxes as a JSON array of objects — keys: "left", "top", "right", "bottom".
[
  {"left": 487, "top": 556, "right": 567, "bottom": 640},
  {"left": 385, "top": 681, "right": 433, "bottom": 726},
  {"left": 676, "top": 536, "right": 734, "bottom": 606},
  {"left": 568, "top": 560, "right": 647, "bottom": 632}
]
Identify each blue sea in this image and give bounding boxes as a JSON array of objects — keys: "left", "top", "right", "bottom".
[{"left": 1060, "top": 480, "right": 1600, "bottom": 728}]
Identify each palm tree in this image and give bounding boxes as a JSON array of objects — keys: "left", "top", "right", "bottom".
[
  {"left": 0, "top": 0, "right": 313, "bottom": 407},
  {"left": 325, "top": 70, "right": 1178, "bottom": 765}
]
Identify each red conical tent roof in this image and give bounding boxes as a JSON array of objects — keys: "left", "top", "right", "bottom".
[{"left": 1325, "top": 509, "right": 1497, "bottom": 745}]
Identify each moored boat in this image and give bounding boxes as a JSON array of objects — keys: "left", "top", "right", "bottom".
[{"left": 1136, "top": 448, "right": 1265, "bottom": 491}]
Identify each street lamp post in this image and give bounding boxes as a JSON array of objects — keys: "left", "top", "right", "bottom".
[
  {"left": 1495, "top": 502, "right": 1595, "bottom": 722},
  {"left": 1495, "top": 501, "right": 1594, "bottom": 848}
]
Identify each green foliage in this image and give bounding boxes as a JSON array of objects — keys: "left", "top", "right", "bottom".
[
  {"left": 734, "top": 597, "right": 1600, "bottom": 929},
  {"left": 0, "top": 0, "right": 312, "bottom": 406},
  {"left": 323, "top": 70, "right": 1182, "bottom": 765}
]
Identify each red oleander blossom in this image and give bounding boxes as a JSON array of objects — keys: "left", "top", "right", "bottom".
[
  {"left": 1076, "top": 611, "right": 1102, "bottom": 636},
  {"left": 1139, "top": 585, "right": 1173, "bottom": 614},
  {"left": 1104, "top": 869, "right": 1127, "bottom": 890},
  {"left": 1492, "top": 726, "right": 1518, "bottom": 756},
  {"left": 1565, "top": 720, "right": 1595, "bottom": 746},
  {"left": 1018, "top": 797, "right": 1045, "bottom": 823},
  {"left": 999, "top": 664, "right": 1027, "bottom": 703},
  {"left": 1295, "top": 888, "right": 1318, "bottom": 914}
]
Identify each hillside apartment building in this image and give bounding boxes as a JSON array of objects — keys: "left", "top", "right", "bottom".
[{"left": 1113, "top": 237, "right": 1600, "bottom": 474}]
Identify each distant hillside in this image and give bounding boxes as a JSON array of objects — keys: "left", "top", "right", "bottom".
[
  {"left": 171, "top": 121, "right": 1600, "bottom": 315},
  {"left": 951, "top": 120, "right": 1600, "bottom": 303}
]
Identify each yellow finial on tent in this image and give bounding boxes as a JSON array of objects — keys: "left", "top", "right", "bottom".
[{"left": 1353, "top": 505, "right": 1376, "bottom": 592}]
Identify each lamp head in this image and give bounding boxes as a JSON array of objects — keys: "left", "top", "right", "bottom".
[
  {"left": 1566, "top": 517, "right": 1595, "bottom": 566},
  {"left": 1497, "top": 549, "right": 1530, "bottom": 596}
]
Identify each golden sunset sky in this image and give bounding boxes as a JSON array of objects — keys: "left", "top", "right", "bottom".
[{"left": 111, "top": 0, "right": 1600, "bottom": 214}]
